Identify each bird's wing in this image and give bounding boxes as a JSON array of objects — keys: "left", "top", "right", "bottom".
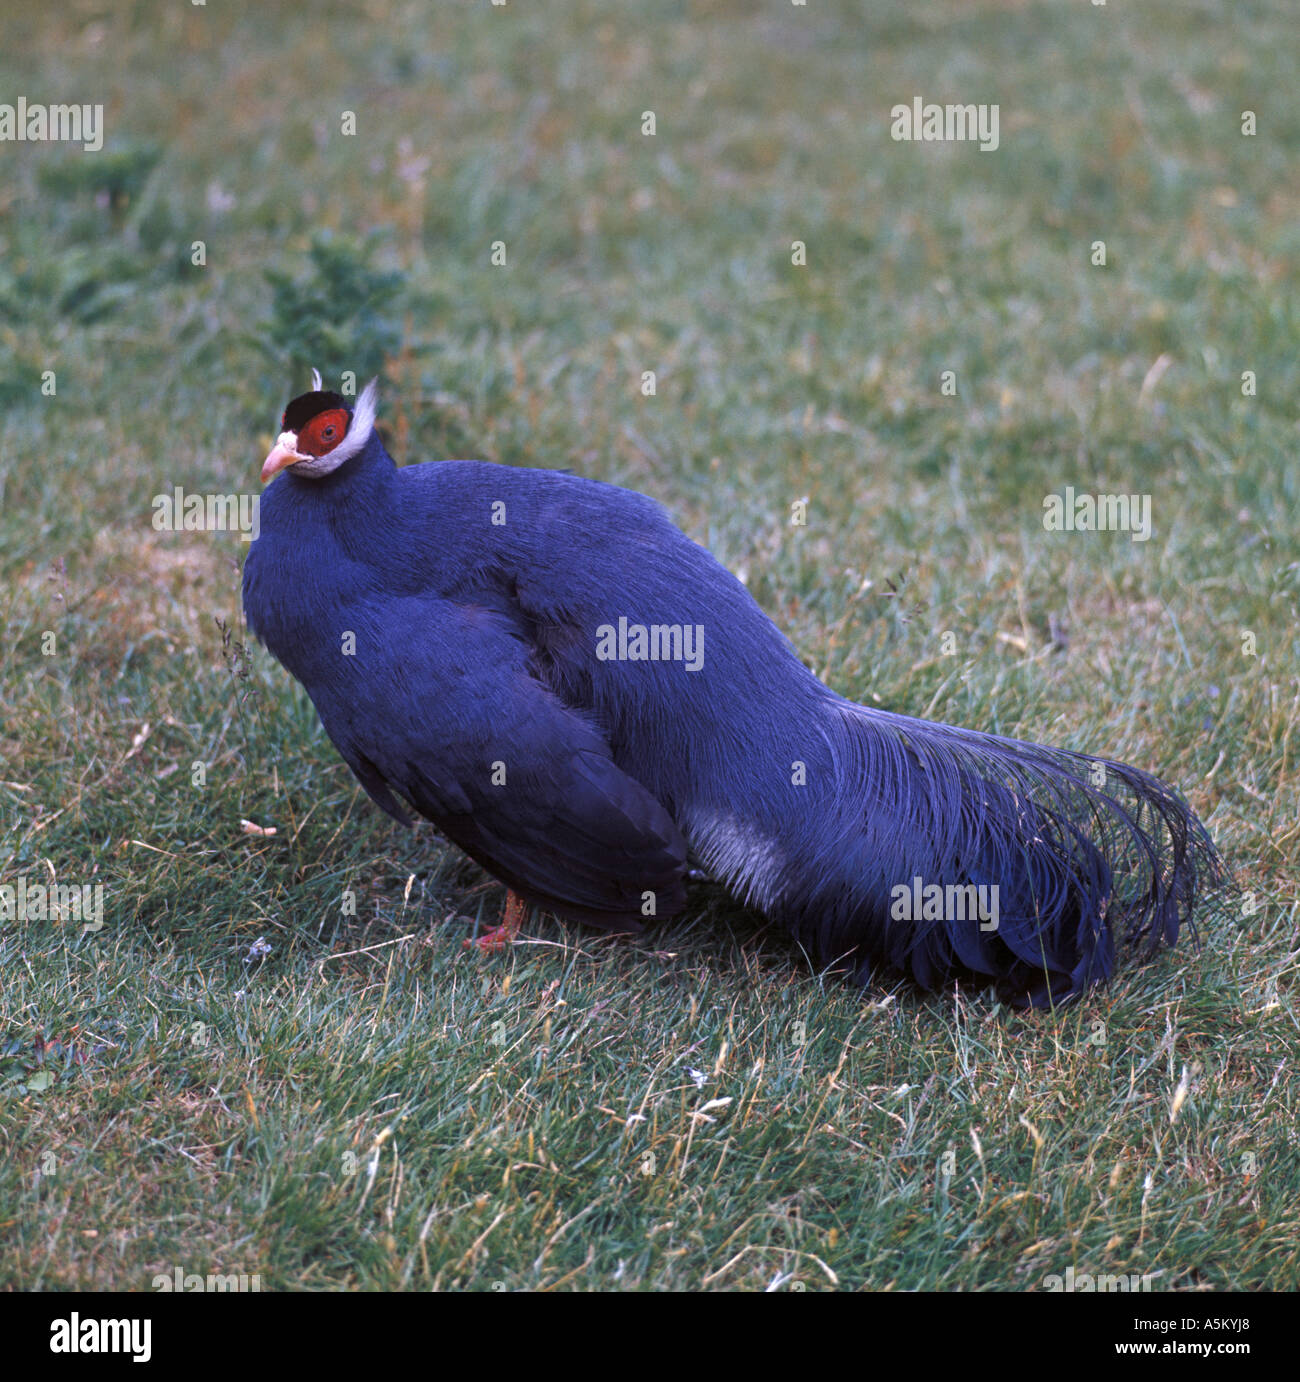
[
  {"left": 320, "top": 604, "right": 688, "bottom": 929},
  {"left": 423, "top": 739, "right": 688, "bottom": 929},
  {"left": 336, "top": 745, "right": 415, "bottom": 828}
]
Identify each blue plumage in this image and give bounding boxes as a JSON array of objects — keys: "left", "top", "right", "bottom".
[{"left": 244, "top": 384, "right": 1226, "bottom": 1006}]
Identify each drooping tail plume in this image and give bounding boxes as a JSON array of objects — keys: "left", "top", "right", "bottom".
[{"left": 774, "top": 703, "right": 1228, "bottom": 1007}]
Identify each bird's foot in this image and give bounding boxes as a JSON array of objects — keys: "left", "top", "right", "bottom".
[{"left": 464, "top": 890, "right": 528, "bottom": 953}]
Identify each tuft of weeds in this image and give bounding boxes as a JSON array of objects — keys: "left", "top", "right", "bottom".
[{"left": 262, "top": 235, "right": 406, "bottom": 391}]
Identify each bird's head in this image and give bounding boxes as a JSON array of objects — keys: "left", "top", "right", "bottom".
[{"left": 261, "top": 369, "right": 379, "bottom": 482}]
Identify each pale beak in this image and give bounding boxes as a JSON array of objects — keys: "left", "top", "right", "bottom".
[{"left": 261, "top": 431, "right": 308, "bottom": 482}]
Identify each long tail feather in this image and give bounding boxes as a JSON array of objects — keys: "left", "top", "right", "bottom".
[{"left": 778, "top": 702, "right": 1228, "bottom": 1007}]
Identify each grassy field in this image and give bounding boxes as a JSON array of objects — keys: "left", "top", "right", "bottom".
[{"left": 1, "top": 0, "right": 1297, "bottom": 1291}]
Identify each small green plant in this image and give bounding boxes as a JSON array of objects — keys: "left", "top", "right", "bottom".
[
  {"left": 36, "top": 144, "right": 162, "bottom": 213},
  {"left": 262, "top": 235, "right": 405, "bottom": 390}
]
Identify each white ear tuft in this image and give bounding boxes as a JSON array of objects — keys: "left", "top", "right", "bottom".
[
  {"left": 310, "top": 367, "right": 323, "bottom": 392},
  {"left": 351, "top": 377, "right": 379, "bottom": 435}
]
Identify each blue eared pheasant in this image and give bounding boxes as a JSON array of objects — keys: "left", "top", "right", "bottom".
[{"left": 242, "top": 375, "right": 1225, "bottom": 1007}]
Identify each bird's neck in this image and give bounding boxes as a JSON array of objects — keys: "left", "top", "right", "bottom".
[
  {"left": 283, "top": 435, "right": 399, "bottom": 553},
  {"left": 302, "top": 433, "right": 395, "bottom": 494}
]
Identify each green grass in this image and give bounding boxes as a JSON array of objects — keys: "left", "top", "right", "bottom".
[{"left": 1, "top": 0, "right": 1297, "bottom": 1290}]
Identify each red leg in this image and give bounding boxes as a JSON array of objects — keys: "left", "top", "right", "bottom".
[{"left": 464, "top": 890, "right": 528, "bottom": 953}]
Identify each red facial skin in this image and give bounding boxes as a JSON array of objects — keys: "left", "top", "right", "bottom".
[{"left": 296, "top": 408, "right": 350, "bottom": 457}]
